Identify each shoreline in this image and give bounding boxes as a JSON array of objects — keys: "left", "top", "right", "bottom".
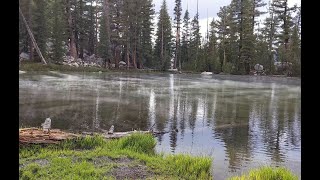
[
  {"left": 19, "top": 62, "right": 300, "bottom": 78},
  {"left": 19, "top": 132, "right": 298, "bottom": 180}
]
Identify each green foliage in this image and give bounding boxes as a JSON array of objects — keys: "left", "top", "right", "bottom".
[
  {"left": 18, "top": 0, "right": 300, "bottom": 76},
  {"left": 98, "top": 13, "right": 111, "bottom": 61},
  {"left": 19, "top": 0, "right": 35, "bottom": 55},
  {"left": 173, "top": 0, "right": 182, "bottom": 69},
  {"left": 32, "top": 0, "right": 48, "bottom": 60},
  {"left": 228, "top": 166, "right": 299, "bottom": 180},
  {"left": 163, "top": 154, "right": 212, "bottom": 180},
  {"left": 222, "top": 62, "right": 233, "bottom": 74},
  {"left": 154, "top": 0, "right": 173, "bottom": 70},
  {"left": 140, "top": 0, "right": 155, "bottom": 68},
  {"left": 50, "top": 0, "right": 67, "bottom": 62},
  {"left": 213, "top": 56, "right": 221, "bottom": 74},
  {"left": 188, "top": 12, "right": 201, "bottom": 71},
  {"left": 60, "top": 135, "right": 107, "bottom": 150},
  {"left": 116, "top": 133, "right": 156, "bottom": 154}
]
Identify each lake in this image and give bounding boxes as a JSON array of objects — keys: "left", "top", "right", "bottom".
[{"left": 19, "top": 71, "right": 301, "bottom": 179}]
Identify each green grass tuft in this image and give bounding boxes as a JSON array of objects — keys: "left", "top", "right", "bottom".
[
  {"left": 115, "top": 133, "right": 156, "bottom": 154},
  {"left": 163, "top": 154, "right": 212, "bottom": 180},
  {"left": 228, "top": 166, "right": 299, "bottom": 180},
  {"left": 60, "top": 135, "right": 107, "bottom": 150}
]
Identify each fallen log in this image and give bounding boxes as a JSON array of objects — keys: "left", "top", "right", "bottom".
[
  {"left": 19, "top": 128, "right": 79, "bottom": 145},
  {"left": 19, "top": 126, "right": 171, "bottom": 145},
  {"left": 81, "top": 130, "right": 152, "bottom": 139}
]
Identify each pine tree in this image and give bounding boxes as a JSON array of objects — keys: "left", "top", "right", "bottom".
[
  {"left": 32, "top": 0, "right": 48, "bottom": 60},
  {"left": 50, "top": 0, "right": 67, "bottom": 62},
  {"left": 239, "top": 0, "right": 255, "bottom": 74},
  {"left": 208, "top": 18, "right": 221, "bottom": 73},
  {"left": 19, "top": 0, "right": 28, "bottom": 53},
  {"left": 272, "top": 0, "right": 296, "bottom": 64},
  {"left": 98, "top": 0, "right": 112, "bottom": 67},
  {"left": 226, "top": 2, "right": 240, "bottom": 73},
  {"left": 86, "top": 0, "right": 97, "bottom": 55},
  {"left": 189, "top": 12, "right": 201, "bottom": 71},
  {"left": 288, "top": 24, "right": 300, "bottom": 76},
  {"left": 98, "top": 7, "right": 111, "bottom": 67},
  {"left": 181, "top": 9, "right": 190, "bottom": 69},
  {"left": 109, "top": 0, "right": 125, "bottom": 69},
  {"left": 261, "top": 1, "right": 279, "bottom": 73},
  {"left": 216, "top": 6, "right": 229, "bottom": 71},
  {"left": 249, "top": 0, "right": 267, "bottom": 68},
  {"left": 250, "top": 0, "right": 267, "bottom": 33},
  {"left": 255, "top": 23, "right": 269, "bottom": 70},
  {"left": 140, "top": 0, "right": 155, "bottom": 68},
  {"left": 19, "top": 0, "right": 34, "bottom": 59},
  {"left": 287, "top": 6, "right": 300, "bottom": 76},
  {"left": 66, "top": 0, "right": 78, "bottom": 60},
  {"left": 173, "top": 0, "right": 182, "bottom": 70},
  {"left": 154, "top": 0, "right": 173, "bottom": 70}
]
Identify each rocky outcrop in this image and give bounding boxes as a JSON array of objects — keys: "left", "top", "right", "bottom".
[
  {"left": 20, "top": 52, "right": 30, "bottom": 60},
  {"left": 201, "top": 71, "right": 213, "bottom": 75},
  {"left": 62, "top": 54, "right": 102, "bottom": 68}
]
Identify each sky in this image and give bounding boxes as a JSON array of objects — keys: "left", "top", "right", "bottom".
[{"left": 152, "top": 0, "right": 301, "bottom": 42}]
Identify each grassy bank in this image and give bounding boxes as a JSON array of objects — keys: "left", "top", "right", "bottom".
[
  {"left": 228, "top": 166, "right": 298, "bottom": 180},
  {"left": 19, "top": 133, "right": 212, "bottom": 180},
  {"left": 19, "top": 133, "right": 299, "bottom": 180}
]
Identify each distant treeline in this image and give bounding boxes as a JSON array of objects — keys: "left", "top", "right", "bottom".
[{"left": 19, "top": 0, "right": 300, "bottom": 76}]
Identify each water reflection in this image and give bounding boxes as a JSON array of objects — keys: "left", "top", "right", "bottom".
[{"left": 19, "top": 72, "right": 301, "bottom": 179}]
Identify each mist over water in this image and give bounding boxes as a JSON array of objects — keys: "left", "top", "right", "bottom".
[{"left": 19, "top": 72, "right": 301, "bottom": 179}]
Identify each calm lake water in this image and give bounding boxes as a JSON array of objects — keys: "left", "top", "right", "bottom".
[{"left": 19, "top": 71, "right": 301, "bottom": 180}]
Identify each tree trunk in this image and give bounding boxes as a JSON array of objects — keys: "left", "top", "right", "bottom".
[
  {"left": 94, "top": 0, "right": 99, "bottom": 55},
  {"left": 223, "top": 46, "right": 226, "bottom": 67},
  {"left": 67, "top": 0, "right": 78, "bottom": 60},
  {"left": 252, "top": 1, "right": 256, "bottom": 34},
  {"left": 283, "top": 0, "right": 288, "bottom": 58},
  {"left": 88, "top": 0, "right": 95, "bottom": 55},
  {"left": 161, "top": 23, "right": 164, "bottom": 68},
  {"left": 79, "top": 0, "right": 84, "bottom": 59},
  {"left": 103, "top": 0, "right": 111, "bottom": 61},
  {"left": 269, "top": 4, "right": 275, "bottom": 73},
  {"left": 174, "top": 28, "right": 178, "bottom": 69},
  {"left": 115, "top": 45, "right": 120, "bottom": 69},
  {"left": 133, "top": 44, "right": 137, "bottom": 69},
  {"left": 238, "top": 0, "right": 244, "bottom": 72},
  {"left": 126, "top": 43, "right": 129, "bottom": 70}
]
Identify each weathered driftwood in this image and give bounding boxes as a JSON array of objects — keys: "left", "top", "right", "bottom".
[{"left": 19, "top": 128, "right": 79, "bottom": 144}]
